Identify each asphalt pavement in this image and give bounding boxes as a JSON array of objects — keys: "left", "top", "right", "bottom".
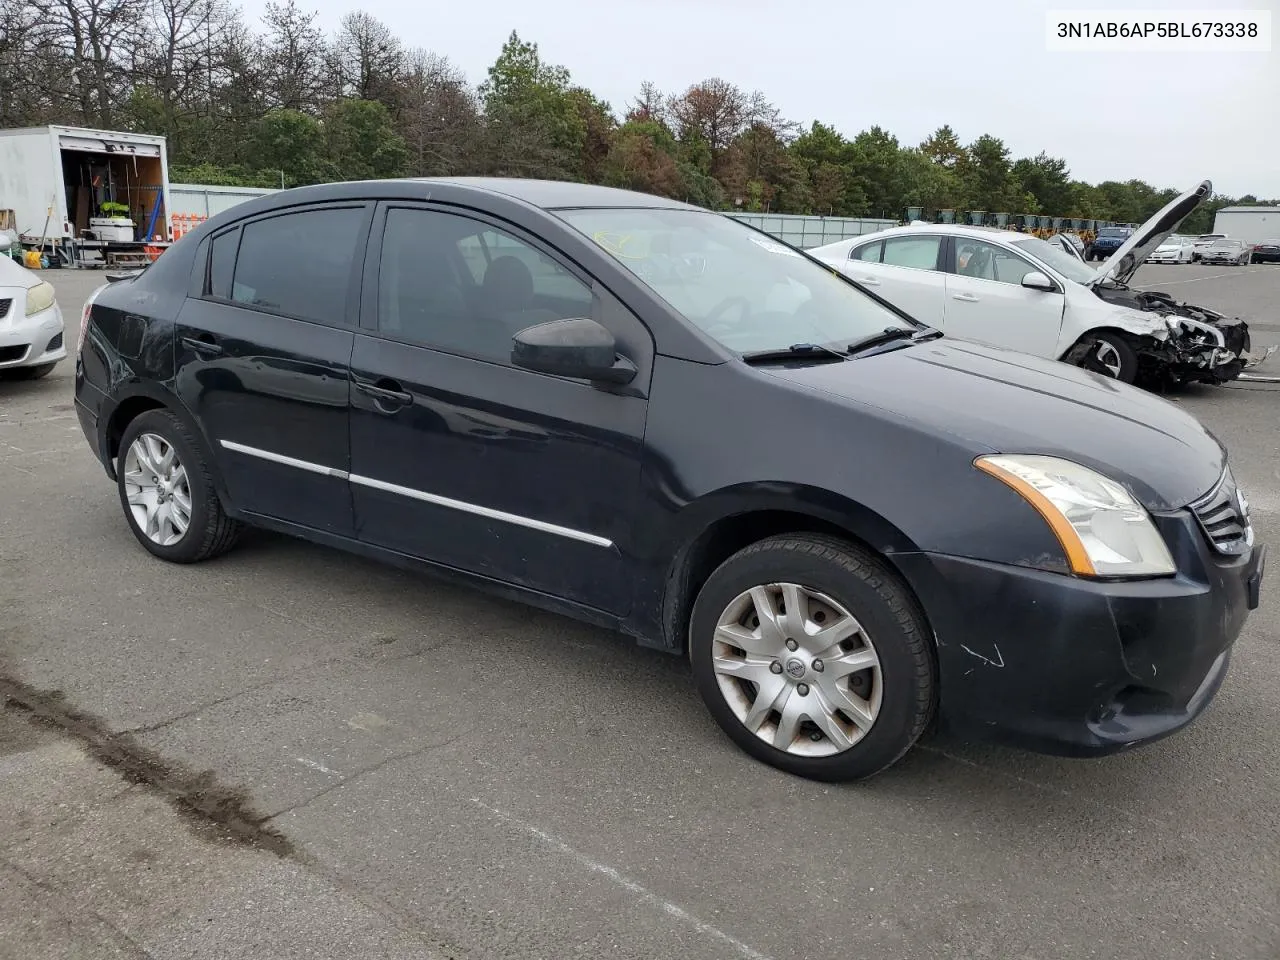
[{"left": 2, "top": 262, "right": 1278, "bottom": 960}]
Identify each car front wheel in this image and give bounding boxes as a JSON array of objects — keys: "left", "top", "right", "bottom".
[
  {"left": 116, "top": 409, "right": 243, "bottom": 563},
  {"left": 689, "top": 534, "right": 936, "bottom": 782}
]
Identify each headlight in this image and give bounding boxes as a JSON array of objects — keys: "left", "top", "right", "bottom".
[
  {"left": 975, "top": 454, "right": 1176, "bottom": 578},
  {"left": 25, "top": 280, "right": 56, "bottom": 316}
]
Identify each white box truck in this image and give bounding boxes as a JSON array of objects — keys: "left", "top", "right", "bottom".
[
  {"left": 1212, "top": 206, "right": 1280, "bottom": 246},
  {"left": 0, "top": 125, "right": 173, "bottom": 257}
]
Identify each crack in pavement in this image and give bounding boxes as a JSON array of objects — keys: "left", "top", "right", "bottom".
[{"left": 264, "top": 735, "right": 466, "bottom": 823}]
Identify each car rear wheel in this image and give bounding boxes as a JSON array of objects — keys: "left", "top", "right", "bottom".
[
  {"left": 116, "top": 409, "right": 243, "bottom": 563},
  {"left": 689, "top": 534, "right": 936, "bottom": 782}
]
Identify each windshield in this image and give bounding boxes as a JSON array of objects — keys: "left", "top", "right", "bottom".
[
  {"left": 1010, "top": 237, "right": 1097, "bottom": 284},
  {"left": 1211, "top": 240, "right": 1242, "bottom": 248},
  {"left": 555, "top": 208, "right": 913, "bottom": 354},
  {"left": 1098, "top": 228, "right": 1129, "bottom": 238}
]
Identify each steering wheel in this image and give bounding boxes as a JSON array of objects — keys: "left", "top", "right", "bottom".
[{"left": 701, "top": 296, "right": 752, "bottom": 337}]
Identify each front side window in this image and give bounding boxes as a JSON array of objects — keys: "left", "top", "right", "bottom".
[
  {"left": 556, "top": 208, "right": 914, "bottom": 354},
  {"left": 881, "top": 235, "right": 942, "bottom": 270},
  {"left": 1009, "top": 237, "right": 1098, "bottom": 285},
  {"left": 230, "top": 207, "right": 365, "bottom": 324},
  {"left": 378, "top": 207, "right": 594, "bottom": 363}
]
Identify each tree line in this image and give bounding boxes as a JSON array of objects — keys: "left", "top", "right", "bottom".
[{"left": 2, "top": 0, "right": 1272, "bottom": 234}]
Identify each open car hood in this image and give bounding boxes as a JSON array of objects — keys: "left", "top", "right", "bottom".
[{"left": 1091, "top": 180, "right": 1211, "bottom": 287}]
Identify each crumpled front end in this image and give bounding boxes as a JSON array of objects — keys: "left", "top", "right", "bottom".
[{"left": 1092, "top": 286, "right": 1275, "bottom": 384}]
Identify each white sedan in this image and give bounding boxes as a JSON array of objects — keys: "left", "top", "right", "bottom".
[
  {"left": 807, "top": 180, "right": 1259, "bottom": 386},
  {"left": 0, "top": 254, "right": 67, "bottom": 380},
  {"left": 1145, "top": 235, "right": 1195, "bottom": 264}
]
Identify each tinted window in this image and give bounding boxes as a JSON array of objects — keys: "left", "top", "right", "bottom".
[
  {"left": 881, "top": 236, "right": 941, "bottom": 270},
  {"left": 378, "top": 208, "right": 594, "bottom": 363},
  {"left": 208, "top": 229, "right": 238, "bottom": 299},
  {"left": 850, "top": 239, "right": 882, "bottom": 262},
  {"left": 230, "top": 207, "right": 364, "bottom": 324}
]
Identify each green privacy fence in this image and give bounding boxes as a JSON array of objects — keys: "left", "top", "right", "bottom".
[{"left": 725, "top": 213, "right": 899, "bottom": 249}]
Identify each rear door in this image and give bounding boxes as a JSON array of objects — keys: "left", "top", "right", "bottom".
[
  {"left": 834, "top": 235, "right": 947, "bottom": 323},
  {"left": 942, "top": 237, "right": 1065, "bottom": 357},
  {"left": 173, "top": 202, "right": 372, "bottom": 536},
  {"left": 346, "top": 202, "right": 653, "bottom": 613}
]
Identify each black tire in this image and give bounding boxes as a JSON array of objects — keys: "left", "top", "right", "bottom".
[
  {"left": 116, "top": 408, "right": 243, "bottom": 563},
  {"left": 1078, "top": 331, "right": 1138, "bottom": 383},
  {"left": 688, "top": 534, "right": 936, "bottom": 782},
  {"left": 1, "top": 362, "right": 56, "bottom": 380}
]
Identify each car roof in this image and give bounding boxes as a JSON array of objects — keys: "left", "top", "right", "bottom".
[
  {"left": 409, "top": 177, "right": 701, "bottom": 211},
  {"left": 841, "top": 223, "right": 1041, "bottom": 246}
]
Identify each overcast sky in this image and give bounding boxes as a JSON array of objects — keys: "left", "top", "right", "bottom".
[{"left": 241, "top": 0, "right": 1280, "bottom": 197}]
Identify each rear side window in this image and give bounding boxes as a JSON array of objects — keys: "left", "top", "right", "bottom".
[
  {"left": 230, "top": 207, "right": 365, "bottom": 324},
  {"left": 882, "top": 236, "right": 941, "bottom": 270},
  {"left": 850, "top": 239, "right": 882, "bottom": 262},
  {"left": 208, "top": 229, "right": 239, "bottom": 300}
]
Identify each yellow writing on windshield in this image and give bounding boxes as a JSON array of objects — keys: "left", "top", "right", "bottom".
[{"left": 592, "top": 231, "right": 648, "bottom": 261}]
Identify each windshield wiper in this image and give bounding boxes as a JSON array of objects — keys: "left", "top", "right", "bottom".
[
  {"left": 846, "top": 325, "right": 942, "bottom": 356},
  {"left": 740, "top": 342, "right": 849, "bottom": 364}
]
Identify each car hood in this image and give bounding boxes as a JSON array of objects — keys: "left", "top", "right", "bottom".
[
  {"left": 1091, "top": 180, "right": 1211, "bottom": 287},
  {"left": 764, "top": 338, "right": 1225, "bottom": 511},
  {"left": 0, "top": 254, "right": 43, "bottom": 290}
]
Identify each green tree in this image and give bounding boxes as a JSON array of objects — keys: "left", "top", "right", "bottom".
[
  {"left": 251, "top": 108, "right": 328, "bottom": 185},
  {"left": 478, "top": 31, "right": 586, "bottom": 179},
  {"left": 1011, "top": 152, "right": 1073, "bottom": 216},
  {"left": 323, "top": 98, "right": 409, "bottom": 181},
  {"left": 919, "top": 125, "right": 965, "bottom": 169}
]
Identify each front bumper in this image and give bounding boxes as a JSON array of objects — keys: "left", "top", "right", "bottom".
[
  {"left": 0, "top": 302, "right": 66, "bottom": 369},
  {"left": 897, "top": 510, "right": 1264, "bottom": 756}
]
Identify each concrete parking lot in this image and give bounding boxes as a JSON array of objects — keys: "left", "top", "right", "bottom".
[{"left": 2, "top": 262, "right": 1278, "bottom": 960}]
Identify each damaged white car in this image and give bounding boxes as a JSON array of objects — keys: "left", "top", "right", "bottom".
[{"left": 807, "top": 180, "right": 1272, "bottom": 386}]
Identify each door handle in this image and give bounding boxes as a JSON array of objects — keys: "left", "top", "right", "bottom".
[
  {"left": 951, "top": 293, "right": 980, "bottom": 302},
  {"left": 354, "top": 378, "right": 414, "bottom": 409},
  {"left": 182, "top": 334, "right": 223, "bottom": 357},
  {"left": 857, "top": 277, "right": 881, "bottom": 286}
]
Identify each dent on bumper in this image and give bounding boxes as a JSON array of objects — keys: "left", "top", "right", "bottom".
[{"left": 895, "top": 525, "right": 1262, "bottom": 757}]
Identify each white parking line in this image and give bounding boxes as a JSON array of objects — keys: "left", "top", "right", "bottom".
[
  {"left": 472, "top": 799, "right": 775, "bottom": 960},
  {"left": 1137, "top": 268, "right": 1265, "bottom": 286}
]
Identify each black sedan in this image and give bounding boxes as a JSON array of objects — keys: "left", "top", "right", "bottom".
[
  {"left": 1251, "top": 240, "right": 1280, "bottom": 263},
  {"left": 73, "top": 178, "right": 1265, "bottom": 781}
]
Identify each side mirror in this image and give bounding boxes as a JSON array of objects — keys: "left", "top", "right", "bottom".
[
  {"left": 1021, "top": 271, "right": 1057, "bottom": 292},
  {"left": 511, "top": 317, "right": 637, "bottom": 384}
]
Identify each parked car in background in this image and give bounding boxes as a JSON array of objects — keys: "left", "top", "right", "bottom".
[
  {"left": 0, "top": 250, "right": 66, "bottom": 380},
  {"left": 1145, "top": 235, "right": 1195, "bottom": 264},
  {"left": 809, "top": 180, "right": 1262, "bottom": 386},
  {"left": 1191, "top": 234, "right": 1228, "bottom": 261},
  {"left": 73, "top": 177, "right": 1266, "bottom": 782},
  {"left": 1249, "top": 240, "right": 1280, "bottom": 263},
  {"left": 1199, "top": 239, "right": 1252, "bottom": 265},
  {"left": 1086, "top": 226, "right": 1132, "bottom": 261},
  {"left": 1046, "top": 232, "right": 1086, "bottom": 261}
]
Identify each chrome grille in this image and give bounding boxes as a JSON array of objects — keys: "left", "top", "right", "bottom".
[{"left": 1191, "top": 468, "right": 1253, "bottom": 556}]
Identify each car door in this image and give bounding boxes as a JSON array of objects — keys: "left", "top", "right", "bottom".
[
  {"left": 942, "top": 237, "right": 1065, "bottom": 357},
  {"left": 346, "top": 202, "right": 652, "bottom": 614},
  {"left": 841, "top": 234, "right": 947, "bottom": 323},
  {"left": 173, "top": 203, "right": 371, "bottom": 537}
]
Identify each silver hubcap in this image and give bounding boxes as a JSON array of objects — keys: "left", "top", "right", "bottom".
[
  {"left": 1094, "top": 342, "right": 1123, "bottom": 377},
  {"left": 712, "top": 582, "right": 882, "bottom": 758},
  {"left": 123, "top": 433, "right": 192, "bottom": 546}
]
